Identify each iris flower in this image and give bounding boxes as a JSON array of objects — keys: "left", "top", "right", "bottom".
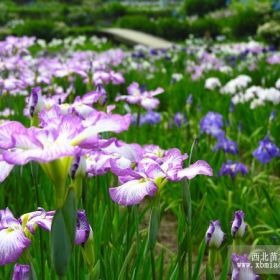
[
  {"left": 252, "top": 136, "right": 280, "bottom": 164},
  {"left": 213, "top": 136, "right": 238, "bottom": 154},
  {"left": 231, "top": 210, "right": 247, "bottom": 238},
  {"left": 200, "top": 112, "right": 224, "bottom": 138},
  {"left": 0, "top": 208, "right": 92, "bottom": 266},
  {"left": 0, "top": 208, "right": 53, "bottom": 265},
  {"left": 115, "top": 82, "right": 164, "bottom": 110},
  {"left": 205, "top": 220, "right": 224, "bottom": 248},
  {"left": 0, "top": 106, "right": 131, "bottom": 188},
  {"left": 109, "top": 148, "right": 212, "bottom": 206},
  {"left": 231, "top": 254, "right": 260, "bottom": 280},
  {"left": 219, "top": 160, "right": 248, "bottom": 179}
]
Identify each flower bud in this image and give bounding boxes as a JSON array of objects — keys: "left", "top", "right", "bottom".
[
  {"left": 205, "top": 220, "right": 224, "bottom": 248},
  {"left": 231, "top": 210, "right": 247, "bottom": 238},
  {"left": 12, "top": 264, "right": 30, "bottom": 280}
]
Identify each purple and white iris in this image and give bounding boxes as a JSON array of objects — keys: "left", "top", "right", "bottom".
[
  {"left": 116, "top": 82, "right": 164, "bottom": 110},
  {"left": 231, "top": 254, "right": 259, "bottom": 280},
  {"left": 0, "top": 208, "right": 53, "bottom": 265},
  {"left": 205, "top": 220, "right": 225, "bottom": 248},
  {"left": 0, "top": 208, "right": 92, "bottom": 266},
  {"left": 231, "top": 210, "right": 247, "bottom": 238},
  {"left": 109, "top": 147, "right": 213, "bottom": 206},
  {"left": 0, "top": 104, "right": 131, "bottom": 183}
]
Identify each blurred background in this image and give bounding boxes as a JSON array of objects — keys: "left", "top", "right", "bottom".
[{"left": 0, "top": 0, "right": 279, "bottom": 46}]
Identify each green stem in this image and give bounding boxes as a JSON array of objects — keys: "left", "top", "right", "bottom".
[
  {"left": 126, "top": 206, "right": 132, "bottom": 280},
  {"left": 208, "top": 249, "right": 216, "bottom": 275},
  {"left": 136, "top": 106, "right": 141, "bottom": 128},
  {"left": 32, "top": 164, "right": 45, "bottom": 280},
  {"left": 148, "top": 195, "right": 161, "bottom": 280}
]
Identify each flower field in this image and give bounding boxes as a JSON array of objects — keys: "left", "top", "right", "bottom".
[{"left": 1, "top": 34, "right": 280, "bottom": 280}]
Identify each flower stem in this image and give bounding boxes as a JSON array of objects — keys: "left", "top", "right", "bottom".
[
  {"left": 148, "top": 195, "right": 161, "bottom": 280},
  {"left": 136, "top": 106, "right": 141, "bottom": 127},
  {"left": 208, "top": 249, "right": 216, "bottom": 270}
]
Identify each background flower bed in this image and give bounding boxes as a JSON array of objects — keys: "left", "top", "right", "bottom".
[{"left": 0, "top": 0, "right": 279, "bottom": 44}]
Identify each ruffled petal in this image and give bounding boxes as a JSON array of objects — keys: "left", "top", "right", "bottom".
[
  {"left": 177, "top": 160, "right": 213, "bottom": 180},
  {"left": 0, "top": 122, "right": 26, "bottom": 149},
  {"left": 109, "top": 179, "right": 157, "bottom": 206},
  {"left": 20, "top": 209, "right": 55, "bottom": 234},
  {"left": 0, "top": 228, "right": 31, "bottom": 265}
]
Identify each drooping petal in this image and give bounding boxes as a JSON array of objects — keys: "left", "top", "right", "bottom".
[
  {"left": 109, "top": 179, "right": 157, "bottom": 206},
  {"left": 0, "top": 157, "right": 14, "bottom": 183},
  {"left": 0, "top": 122, "right": 26, "bottom": 149},
  {"left": 177, "top": 160, "right": 213, "bottom": 180},
  {"left": 0, "top": 228, "right": 31, "bottom": 265}
]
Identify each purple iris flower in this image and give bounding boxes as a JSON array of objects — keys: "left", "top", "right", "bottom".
[
  {"left": 213, "top": 136, "right": 238, "bottom": 154},
  {"left": 231, "top": 254, "right": 260, "bottom": 280},
  {"left": 205, "top": 220, "right": 224, "bottom": 248},
  {"left": 12, "top": 264, "right": 30, "bottom": 280},
  {"left": 0, "top": 105, "right": 131, "bottom": 183},
  {"left": 115, "top": 82, "right": 164, "bottom": 110},
  {"left": 231, "top": 210, "right": 247, "bottom": 238},
  {"left": 109, "top": 147, "right": 213, "bottom": 206},
  {"left": 86, "top": 140, "right": 143, "bottom": 177},
  {"left": 173, "top": 112, "right": 187, "bottom": 128},
  {"left": 0, "top": 208, "right": 54, "bottom": 266},
  {"left": 132, "top": 111, "right": 162, "bottom": 126},
  {"left": 200, "top": 112, "right": 225, "bottom": 138},
  {"left": 0, "top": 207, "right": 92, "bottom": 266},
  {"left": 75, "top": 210, "right": 91, "bottom": 245},
  {"left": 219, "top": 160, "right": 248, "bottom": 179},
  {"left": 252, "top": 136, "right": 280, "bottom": 164},
  {"left": 28, "top": 87, "right": 42, "bottom": 117}
]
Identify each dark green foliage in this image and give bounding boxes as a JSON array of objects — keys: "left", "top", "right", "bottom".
[
  {"left": 230, "top": 8, "right": 265, "bottom": 38},
  {"left": 184, "top": 0, "right": 226, "bottom": 16},
  {"left": 11, "top": 20, "right": 68, "bottom": 41},
  {"left": 190, "top": 17, "right": 221, "bottom": 38},
  {"left": 156, "top": 18, "right": 189, "bottom": 41},
  {"left": 118, "top": 15, "right": 158, "bottom": 35}
]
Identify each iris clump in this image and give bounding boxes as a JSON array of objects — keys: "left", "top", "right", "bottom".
[{"left": 0, "top": 32, "right": 279, "bottom": 279}]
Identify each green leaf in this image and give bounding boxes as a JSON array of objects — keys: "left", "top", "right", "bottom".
[
  {"left": 51, "top": 188, "right": 77, "bottom": 276},
  {"left": 118, "top": 242, "right": 136, "bottom": 280},
  {"left": 148, "top": 204, "right": 160, "bottom": 250},
  {"left": 192, "top": 239, "right": 206, "bottom": 280},
  {"left": 30, "top": 262, "right": 37, "bottom": 280},
  {"left": 219, "top": 254, "right": 230, "bottom": 280},
  {"left": 87, "top": 260, "right": 100, "bottom": 280},
  {"left": 206, "top": 265, "right": 215, "bottom": 280}
]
